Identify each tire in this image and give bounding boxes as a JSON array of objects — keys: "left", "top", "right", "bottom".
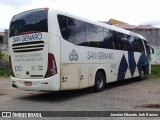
[
  {"left": 139, "top": 69, "right": 144, "bottom": 80},
  {"left": 94, "top": 71, "right": 106, "bottom": 92}
]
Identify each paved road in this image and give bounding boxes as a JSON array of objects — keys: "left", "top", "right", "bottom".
[{"left": 0, "top": 77, "right": 160, "bottom": 120}]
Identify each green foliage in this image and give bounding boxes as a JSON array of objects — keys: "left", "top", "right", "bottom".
[
  {"left": 0, "top": 50, "right": 8, "bottom": 61},
  {"left": 0, "top": 67, "right": 10, "bottom": 77},
  {"left": 145, "top": 64, "right": 160, "bottom": 79},
  {"left": 0, "top": 50, "right": 9, "bottom": 77}
]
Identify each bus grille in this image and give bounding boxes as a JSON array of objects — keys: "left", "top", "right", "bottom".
[{"left": 12, "top": 41, "right": 44, "bottom": 52}]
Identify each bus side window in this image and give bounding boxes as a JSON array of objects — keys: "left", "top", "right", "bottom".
[
  {"left": 67, "top": 18, "right": 86, "bottom": 46},
  {"left": 57, "top": 15, "right": 70, "bottom": 40},
  {"left": 120, "top": 34, "right": 127, "bottom": 50},
  {"left": 85, "top": 23, "right": 103, "bottom": 48},
  {"left": 144, "top": 40, "right": 150, "bottom": 58},
  {"left": 128, "top": 36, "right": 134, "bottom": 51},
  {"left": 114, "top": 32, "right": 127, "bottom": 50},
  {"left": 103, "top": 28, "right": 115, "bottom": 49},
  {"left": 139, "top": 39, "right": 145, "bottom": 52},
  {"left": 131, "top": 37, "right": 142, "bottom": 52}
]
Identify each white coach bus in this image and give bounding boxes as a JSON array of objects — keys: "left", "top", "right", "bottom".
[{"left": 9, "top": 8, "right": 153, "bottom": 92}]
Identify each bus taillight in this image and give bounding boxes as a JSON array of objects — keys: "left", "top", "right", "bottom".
[
  {"left": 44, "top": 53, "right": 57, "bottom": 78},
  {"left": 44, "top": 7, "right": 49, "bottom": 10},
  {"left": 9, "top": 56, "right": 15, "bottom": 77}
]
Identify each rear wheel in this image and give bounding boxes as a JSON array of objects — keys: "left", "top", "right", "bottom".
[{"left": 94, "top": 71, "right": 106, "bottom": 92}]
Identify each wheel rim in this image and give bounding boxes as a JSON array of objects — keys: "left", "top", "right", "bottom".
[
  {"left": 141, "top": 70, "right": 144, "bottom": 79},
  {"left": 96, "top": 76, "right": 103, "bottom": 88}
]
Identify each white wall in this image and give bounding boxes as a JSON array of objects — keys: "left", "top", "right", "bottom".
[{"left": 151, "top": 47, "right": 160, "bottom": 64}]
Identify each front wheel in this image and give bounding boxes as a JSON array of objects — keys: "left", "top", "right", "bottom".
[
  {"left": 93, "top": 71, "right": 106, "bottom": 92},
  {"left": 139, "top": 69, "right": 144, "bottom": 80}
]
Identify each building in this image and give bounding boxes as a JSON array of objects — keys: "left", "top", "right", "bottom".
[{"left": 103, "top": 19, "right": 160, "bottom": 64}]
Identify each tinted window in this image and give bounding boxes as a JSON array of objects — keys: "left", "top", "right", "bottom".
[
  {"left": 115, "top": 32, "right": 127, "bottom": 50},
  {"left": 58, "top": 14, "right": 145, "bottom": 52},
  {"left": 58, "top": 15, "right": 86, "bottom": 46},
  {"left": 102, "top": 28, "right": 115, "bottom": 49},
  {"left": 85, "top": 23, "right": 103, "bottom": 47},
  {"left": 68, "top": 18, "right": 86, "bottom": 45},
  {"left": 144, "top": 40, "right": 150, "bottom": 58},
  {"left": 125, "top": 35, "right": 133, "bottom": 51},
  {"left": 139, "top": 38, "right": 145, "bottom": 52},
  {"left": 57, "top": 15, "right": 69, "bottom": 40},
  {"left": 68, "top": 18, "right": 85, "bottom": 37},
  {"left": 131, "top": 37, "right": 144, "bottom": 52},
  {"left": 9, "top": 9, "right": 48, "bottom": 37}
]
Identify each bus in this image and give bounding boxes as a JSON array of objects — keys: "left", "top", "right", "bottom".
[{"left": 9, "top": 8, "right": 153, "bottom": 92}]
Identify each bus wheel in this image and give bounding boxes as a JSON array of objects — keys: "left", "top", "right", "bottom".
[
  {"left": 94, "top": 71, "right": 106, "bottom": 92},
  {"left": 140, "top": 69, "right": 144, "bottom": 80}
]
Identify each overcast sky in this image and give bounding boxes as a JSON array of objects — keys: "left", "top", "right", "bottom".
[{"left": 0, "top": 0, "right": 160, "bottom": 31}]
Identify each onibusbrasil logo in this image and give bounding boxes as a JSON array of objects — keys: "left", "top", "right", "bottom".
[{"left": 69, "top": 49, "right": 79, "bottom": 61}]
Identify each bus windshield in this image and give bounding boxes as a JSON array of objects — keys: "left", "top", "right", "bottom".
[{"left": 9, "top": 8, "right": 48, "bottom": 37}]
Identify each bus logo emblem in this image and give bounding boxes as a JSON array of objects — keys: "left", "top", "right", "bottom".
[
  {"left": 69, "top": 49, "right": 79, "bottom": 61},
  {"left": 32, "top": 66, "right": 36, "bottom": 71}
]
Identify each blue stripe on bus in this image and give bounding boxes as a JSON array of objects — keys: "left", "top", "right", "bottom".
[
  {"left": 118, "top": 52, "right": 149, "bottom": 81},
  {"left": 128, "top": 51, "right": 136, "bottom": 77},
  {"left": 137, "top": 53, "right": 149, "bottom": 75},
  {"left": 117, "top": 54, "right": 128, "bottom": 81}
]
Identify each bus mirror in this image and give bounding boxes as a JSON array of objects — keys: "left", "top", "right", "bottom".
[
  {"left": 149, "top": 46, "right": 154, "bottom": 54},
  {"left": 147, "top": 44, "right": 154, "bottom": 54},
  {"left": 151, "top": 47, "right": 154, "bottom": 54}
]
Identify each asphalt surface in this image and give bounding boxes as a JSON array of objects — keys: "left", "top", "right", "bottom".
[{"left": 0, "top": 77, "right": 160, "bottom": 120}]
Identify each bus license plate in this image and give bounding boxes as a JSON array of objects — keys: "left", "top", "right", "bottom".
[{"left": 24, "top": 81, "right": 32, "bottom": 86}]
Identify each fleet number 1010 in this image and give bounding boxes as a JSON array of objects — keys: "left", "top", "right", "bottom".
[{"left": 14, "top": 66, "right": 22, "bottom": 71}]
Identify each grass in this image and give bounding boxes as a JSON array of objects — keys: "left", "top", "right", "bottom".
[{"left": 145, "top": 64, "right": 160, "bottom": 79}]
